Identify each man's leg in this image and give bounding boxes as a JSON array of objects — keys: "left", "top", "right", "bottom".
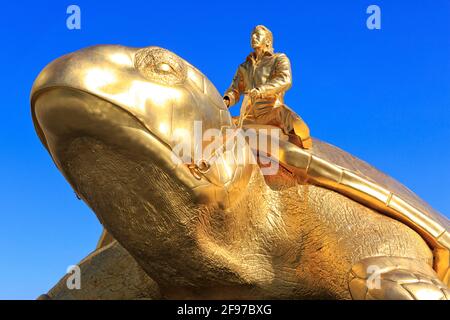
[
  {"left": 292, "top": 118, "right": 312, "bottom": 149},
  {"left": 274, "top": 105, "right": 312, "bottom": 149}
]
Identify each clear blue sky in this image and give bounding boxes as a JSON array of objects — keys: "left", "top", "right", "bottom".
[{"left": 0, "top": 0, "right": 448, "bottom": 299}]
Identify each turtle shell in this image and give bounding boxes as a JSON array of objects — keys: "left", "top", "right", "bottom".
[{"left": 246, "top": 125, "right": 449, "bottom": 284}]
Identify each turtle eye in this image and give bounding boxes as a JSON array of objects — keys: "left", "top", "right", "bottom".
[
  {"left": 134, "top": 47, "right": 187, "bottom": 86},
  {"left": 157, "top": 62, "right": 174, "bottom": 74}
]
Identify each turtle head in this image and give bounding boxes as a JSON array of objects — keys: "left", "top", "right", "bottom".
[{"left": 31, "top": 45, "right": 258, "bottom": 272}]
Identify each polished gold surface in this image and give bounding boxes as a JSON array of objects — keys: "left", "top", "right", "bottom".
[
  {"left": 31, "top": 43, "right": 449, "bottom": 299},
  {"left": 223, "top": 25, "right": 312, "bottom": 149}
]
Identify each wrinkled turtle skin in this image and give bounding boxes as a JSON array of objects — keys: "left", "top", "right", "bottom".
[{"left": 31, "top": 45, "right": 449, "bottom": 300}]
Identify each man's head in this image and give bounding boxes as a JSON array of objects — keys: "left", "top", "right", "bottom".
[{"left": 251, "top": 25, "right": 274, "bottom": 53}]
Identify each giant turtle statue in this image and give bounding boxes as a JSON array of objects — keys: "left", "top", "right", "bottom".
[{"left": 31, "top": 45, "right": 449, "bottom": 300}]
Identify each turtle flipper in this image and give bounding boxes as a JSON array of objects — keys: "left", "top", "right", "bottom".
[{"left": 348, "top": 256, "right": 450, "bottom": 300}]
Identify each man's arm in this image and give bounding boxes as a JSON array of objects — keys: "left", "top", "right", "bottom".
[{"left": 223, "top": 67, "right": 245, "bottom": 107}]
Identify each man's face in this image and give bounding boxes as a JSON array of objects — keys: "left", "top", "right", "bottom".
[{"left": 251, "top": 29, "right": 268, "bottom": 50}]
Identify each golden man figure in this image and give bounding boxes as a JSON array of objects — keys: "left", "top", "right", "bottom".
[{"left": 223, "top": 25, "right": 312, "bottom": 149}]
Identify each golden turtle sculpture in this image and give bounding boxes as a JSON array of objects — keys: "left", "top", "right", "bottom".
[{"left": 31, "top": 45, "right": 449, "bottom": 300}]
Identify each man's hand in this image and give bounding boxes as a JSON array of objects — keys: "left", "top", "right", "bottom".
[
  {"left": 249, "top": 88, "right": 261, "bottom": 101},
  {"left": 223, "top": 96, "right": 231, "bottom": 107}
]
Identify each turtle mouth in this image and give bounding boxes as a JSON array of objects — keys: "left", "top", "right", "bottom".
[
  {"left": 32, "top": 86, "right": 206, "bottom": 216},
  {"left": 33, "top": 86, "right": 178, "bottom": 174}
]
